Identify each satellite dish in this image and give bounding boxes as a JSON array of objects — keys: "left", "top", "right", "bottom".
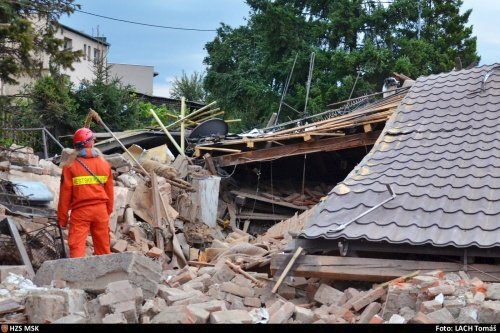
[{"left": 188, "top": 118, "right": 228, "bottom": 141}]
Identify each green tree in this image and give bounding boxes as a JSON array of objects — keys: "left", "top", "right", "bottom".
[
  {"left": 204, "top": 0, "right": 479, "bottom": 130},
  {"left": 74, "top": 57, "right": 141, "bottom": 131},
  {"left": 25, "top": 73, "right": 78, "bottom": 136},
  {"left": 170, "top": 70, "right": 206, "bottom": 103},
  {"left": 0, "top": 0, "right": 82, "bottom": 85}
]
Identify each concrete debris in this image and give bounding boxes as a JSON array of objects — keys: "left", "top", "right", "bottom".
[{"left": 34, "top": 253, "right": 161, "bottom": 299}]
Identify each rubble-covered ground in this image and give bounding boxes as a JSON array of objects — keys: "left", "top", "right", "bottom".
[{"left": 1, "top": 144, "right": 500, "bottom": 324}]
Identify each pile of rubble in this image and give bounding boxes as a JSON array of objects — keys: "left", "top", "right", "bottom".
[
  {"left": 1, "top": 143, "right": 500, "bottom": 324},
  {"left": 1, "top": 253, "right": 500, "bottom": 324}
]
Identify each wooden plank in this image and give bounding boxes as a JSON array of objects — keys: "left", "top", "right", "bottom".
[
  {"left": 203, "top": 153, "right": 217, "bottom": 175},
  {"left": 5, "top": 218, "right": 35, "bottom": 277},
  {"left": 272, "top": 247, "right": 303, "bottom": 293},
  {"left": 231, "top": 190, "right": 309, "bottom": 210},
  {"left": 236, "top": 213, "right": 292, "bottom": 221},
  {"left": 215, "top": 131, "right": 381, "bottom": 167},
  {"left": 363, "top": 123, "right": 373, "bottom": 133},
  {"left": 242, "top": 219, "right": 251, "bottom": 233},
  {"left": 270, "top": 254, "right": 500, "bottom": 282}
]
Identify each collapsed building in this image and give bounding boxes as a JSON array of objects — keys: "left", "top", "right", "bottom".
[{"left": 0, "top": 64, "right": 499, "bottom": 324}]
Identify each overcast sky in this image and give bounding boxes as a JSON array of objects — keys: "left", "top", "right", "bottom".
[{"left": 59, "top": 0, "right": 499, "bottom": 98}]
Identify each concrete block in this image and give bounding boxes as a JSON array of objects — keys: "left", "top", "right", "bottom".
[
  {"left": 408, "top": 312, "right": 436, "bottom": 324},
  {"left": 358, "top": 302, "right": 381, "bottom": 323},
  {"left": 294, "top": 306, "right": 314, "bottom": 324},
  {"left": 220, "top": 281, "right": 254, "bottom": 297},
  {"left": 182, "top": 281, "right": 205, "bottom": 292},
  {"left": 85, "top": 298, "right": 109, "bottom": 323},
  {"left": 141, "top": 297, "right": 167, "bottom": 317},
  {"left": 383, "top": 283, "right": 418, "bottom": 320},
  {"left": 146, "top": 246, "right": 164, "bottom": 258},
  {"left": 163, "top": 289, "right": 204, "bottom": 305},
  {"left": 344, "top": 287, "right": 361, "bottom": 300},
  {"left": 399, "top": 306, "right": 416, "bottom": 322},
  {"left": 227, "top": 294, "right": 246, "bottom": 310},
  {"left": 211, "top": 264, "right": 236, "bottom": 284},
  {"left": 457, "top": 307, "right": 479, "bottom": 324},
  {"left": 102, "top": 313, "right": 127, "bottom": 324},
  {"left": 111, "top": 239, "right": 128, "bottom": 253},
  {"left": 243, "top": 297, "right": 261, "bottom": 308},
  {"left": 427, "top": 308, "right": 455, "bottom": 324},
  {"left": 53, "top": 314, "right": 87, "bottom": 324},
  {"left": 0, "top": 266, "right": 28, "bottom": 282},
  {"left": 486, "top": 283, "right": 500, "bottom": 300},
  {"left": 198, "top": 267, "right": 216, "bottom": 276},
  {"left": 50, "top": 289, "right": 88, "bottom": 315},
  {"left": 231, "top": 274, "right": 253, "bottom": 288},
  {"left": 207, "top": 284, "right": 227, "bottom": 301},
  {"left": 99, "top": 281, "right": 143, "bottom": 307},
  {"left": 209, "top": 310, "right": 253, "bottom": 324},
  {"left": 411, "top": 276, "right": 440, "bottom": 288},
  {"left": 277, "top": 285, "right": 296, "bottom": 300},
  {"left": 34, "top": 252, "right": 161, "bottom": 299},
  {"left": 313, "top": 284, "right": 344, "bottom": 306},
  {"left": 420, "top": 300, "right": 443, "bottom": 314},
  {"left": 472, "top": 292, "right": 486, "bottom": 305},
  {"left": 111, "top": 300, "right": 139, "bottom": 323},
  {"left": 25, "top": 294, "right": 66, "bottom": 323},
  {"left": 151, "top": 309, "right": 196, "bottom": 324},
  {"left": 186, "top": 305, "right": 210, "bottom": 323},
  {"left": 269, "top": 301, "right": 295, "bottom": 324},
  {"left": 267, "top": 301, "right": 283, "bottom": 317},
  {"left": 170, "top": 269, "right": 196, "bottom": 285},
  {"left": 187, "top": 300, "right": 227, "bottom": 313},
  {"left": 388, "top": 314, "right": 406, "bottom": 323},
  {"left": 427, "top": 284, "right": 456, "bottom": 297},
  {"left": 478, "top": 301, "right": 500, "bottom": 323},
  {"left": 443, "top": 298, "right": 466, "bottom": 317}
]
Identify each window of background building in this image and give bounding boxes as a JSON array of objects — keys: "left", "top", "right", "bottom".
[
  {"left": 94, "top": 49, "right": 101, "bottom": 64},
  {"left": 63, "top": 37, "right": 72, "bottom": 50},
  {"left": 83, "top": 44, "right": 87, "bottom": 59},
  {"left": 87, "top": 45, "right": 91, "bottom": 60}
]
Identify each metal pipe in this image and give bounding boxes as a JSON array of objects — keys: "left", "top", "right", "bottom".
[
  {"left": 328, "top": 184, "right": 396, "bottom": 233},
  {"left": 41, "top": 127, "right": 48, "bottom": 159}
]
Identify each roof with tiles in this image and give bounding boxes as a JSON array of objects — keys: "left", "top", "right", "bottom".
[{"left": 299, "top": 64, "right": 500, "bottom": 248}]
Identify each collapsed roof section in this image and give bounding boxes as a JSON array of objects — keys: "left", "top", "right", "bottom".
[{"left": 299, "top": 64, "right": 500, "bottom": 250}]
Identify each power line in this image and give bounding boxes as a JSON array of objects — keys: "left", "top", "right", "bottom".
[{"left": 74, "top": 9, "right": 217, "bottom": 32}]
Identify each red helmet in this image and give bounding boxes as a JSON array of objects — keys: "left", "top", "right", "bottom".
[{"left": 73, "top": 128, "right": 95, "bottom": 148}]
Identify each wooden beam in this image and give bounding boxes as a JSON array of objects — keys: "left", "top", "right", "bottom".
[
  {"left": 270, "top": 254, "right": 500, "bottom": 282},
  {"left": 363, "top": 123, "right": 373, "bottom": 133},
  {"left": 195, "top": 146, "right": 241, "bottom": 158},
  {"left": 203, "top": 153, "right": 217, "bottom": 175},
  {"left": 215, "top": 131, "right": 381, "bottom": 167},
  {"left": 236, "top": 213, "right": 292, "bottom": 221},
  {"left": 272, "top": 247, "right": 304, "bottom": 293},
  {"left": 231, "top": 190, "right": 309, "bottom": 211},
  {"left": 5, "top": 218, "right": 35, "bottom": 278}
]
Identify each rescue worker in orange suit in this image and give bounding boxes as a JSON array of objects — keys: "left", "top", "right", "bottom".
[{"left": 57, "top": 128, "right": 114, "bottom": 258}]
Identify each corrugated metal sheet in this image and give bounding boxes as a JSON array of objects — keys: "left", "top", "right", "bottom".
[{"left": 300, "top": 64, "right": 500, "bottom": 248}]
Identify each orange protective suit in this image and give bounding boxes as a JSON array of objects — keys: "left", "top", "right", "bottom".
[{"left": 57, "top": 148, "right": 114, "bottom": 258}]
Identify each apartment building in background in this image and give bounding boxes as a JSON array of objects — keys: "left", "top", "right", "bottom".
[{"left": 1, "top": 22, "right": 156, "bottom": 96}]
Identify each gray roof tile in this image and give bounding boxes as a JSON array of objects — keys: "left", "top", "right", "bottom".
[{"left": 300, "top": 64, "right": 500, "bottom": 248}]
